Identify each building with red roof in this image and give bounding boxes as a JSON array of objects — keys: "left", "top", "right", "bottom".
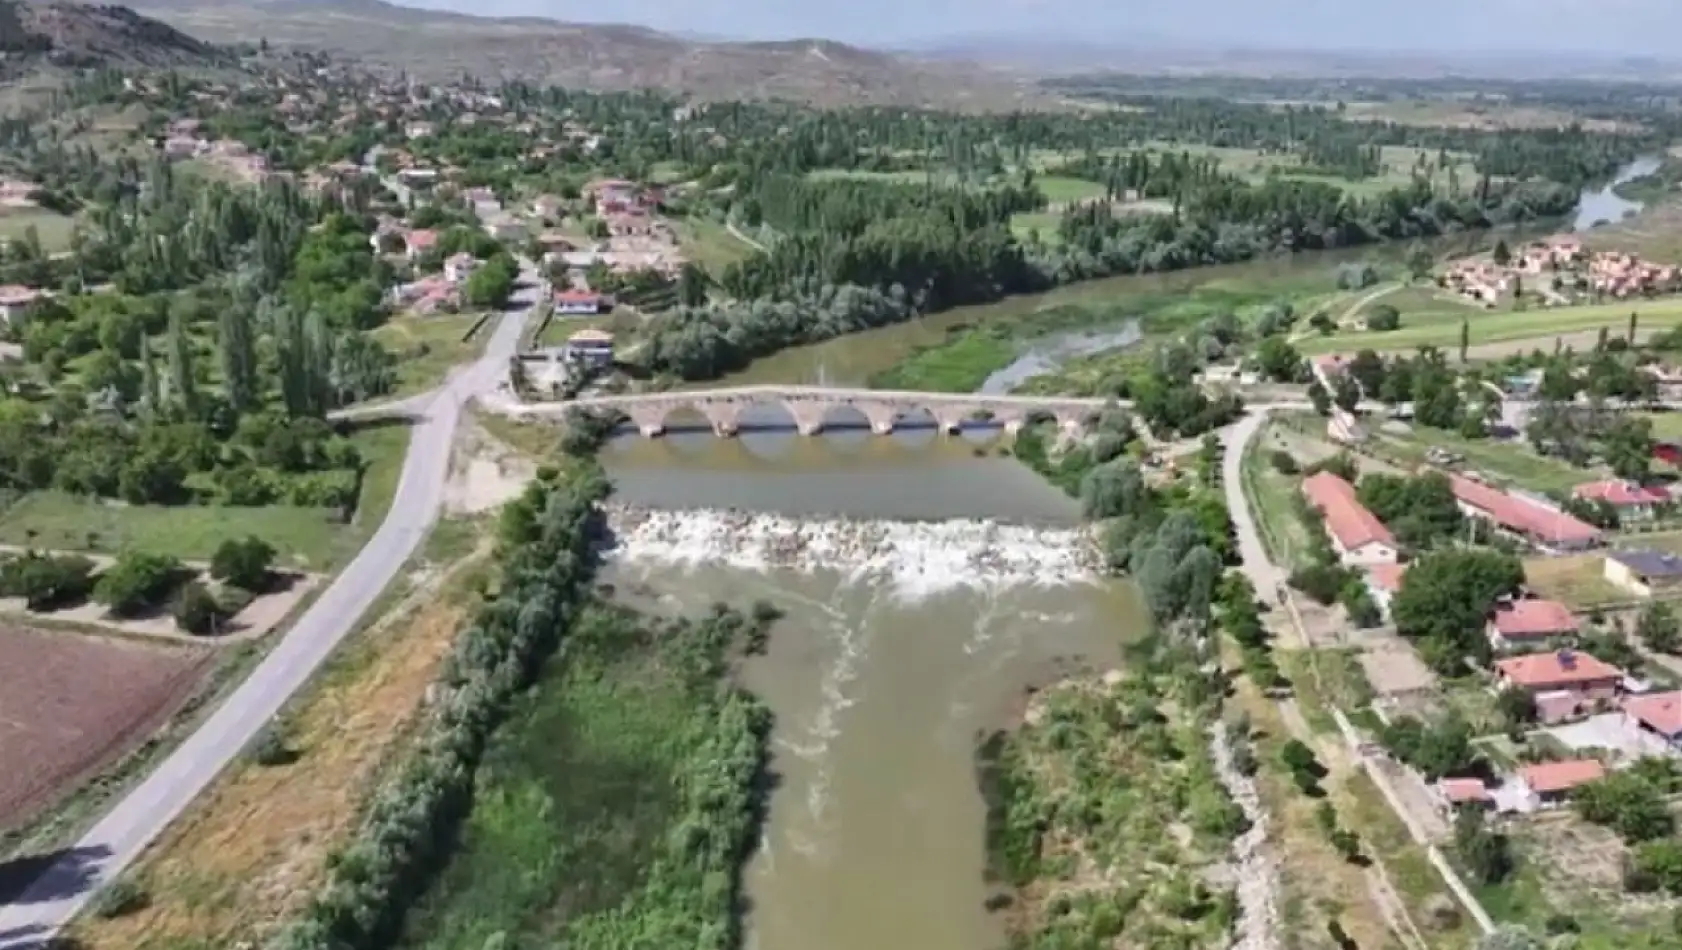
[
  {"left": 1495, "top": 650, "right": 1621, "bottom": 722},
  {"left": 1516, "top": 759, "right": 1604, "bottom": 807},
  {"left": 404, "top": 228, "right": 439, "bottom": 260},
  {"left": 1300, "top": 472, "right": 1398, "bottom": 566},
  {"left": 1624, "top": 691, "right": 1682, "bottom": 749},
  {"left": 1487, "top": 599, "right": 1578, "bottom": 651},
  {"left": 1450, "top": 474, "right": 1601, "bottom": 552},
  {"left": 1573, "top": 480, "right": 1673, "bottom": 521},
  {"left": 1436, "top": 777, "right": 1493, "bottom": 811}
]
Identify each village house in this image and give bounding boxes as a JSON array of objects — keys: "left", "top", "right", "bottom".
[
  {"left": 531, "top": 194, "right": 565, "bottom": 221},
  {"left": 1494, "top": 650, "right": 1622, "bottom": 724},
  {"left": 1300, "top": 472, "right": 1398, "bottom": 566},
  {"left": 1449, "top": 474, "right": 1602, "bottom": 552},
  {"left": 1487, "top": 598, "right": 1578, "bottom": 652},
  {"left": 1573, "top": 479, "right": 1673, "bottom": 521},
  {"left": 554, "top": 289, "right": 608, "bottom": 315},
  {"left": 561, "top": 328, "right": 614, "bottom": 369},
  {"left": 1435, "top": 777, "right": 1494, "bottom": 812},
  {"left": 405, "top": 229, "right": 439, "bottom": 261},
  {"left": 0, "top": 285, "right": 42, "bottom": 323},
  {"left": 1514, "top": 759, "right": 1605, "bottom": 810},
  {"left": 1624, "top": 691, "right": 1682, "bottom": 751},
  {"left": 0, "top": 179, "right": 37, "bottom": 209},
  {"left": 1603, "top": 548, "right": 1682, "bottom": 599},
  {"left": 444, "top": 252, "right": 477, "bottom": 284},
  {"left": 405, "top": 121, "right": 435, "bottom": 140}
]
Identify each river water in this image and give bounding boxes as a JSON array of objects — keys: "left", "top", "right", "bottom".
[
  {"left": 1572, "top": 155, "right": 1662, "bottom": 231},
  {"left": 600, "top": 432, "right": 1142, "bottom": 950}
]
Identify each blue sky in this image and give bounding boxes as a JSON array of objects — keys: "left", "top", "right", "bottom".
[{"left": 400, "top": 0, "right": 1679, "bottom": 53}]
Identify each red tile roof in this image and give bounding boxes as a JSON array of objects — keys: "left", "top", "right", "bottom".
[
  {"left": 1439, "top": 777, "right": 1491, "bottom": 804},
  {"left": 405, "top": 229, "right": 439, "bottom": 251},
  {"left": 1301, "top": 472, "right": 1394, "bottom": 553},
  {"left": 1495, "top": 650, "right": 1621, "bottom": 690},
  {"left": 1450, "top": 475, "right": 1601, "bottom": 546},
  {"left": 1625, "top": 691, "right": 1682, "bottom": 736},
  {"left": 1490, "top": 600, "right": 1578, "bottom": 640},
  {"left": 1573, "top": 480, "right": 1671, "bottom": 508},
  {"left": 1519, "top": 759, "right": 1604, "bottom": 794},
  {"left": 1367, "top": 562, "right": 1408, "bottom": 593}
]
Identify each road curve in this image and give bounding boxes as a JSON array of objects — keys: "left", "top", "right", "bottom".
[{"left": 0, "top": 275, "right": 540, "bottom": 950}]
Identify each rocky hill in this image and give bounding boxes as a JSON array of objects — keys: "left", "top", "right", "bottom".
[
  {"left": 0, "top": 0, "right": 223, "bottom": 73},
  {"left": 122, "top": 0, "right": 1050, "bottom": 110}
]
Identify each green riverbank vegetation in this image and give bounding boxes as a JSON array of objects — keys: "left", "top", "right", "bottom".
[
  {"left": 267, "top": 438, "right": 775, "bottom": 950},
  {"left": 985, "top": 407, "right": 1251, "bottom": 948},
  {"left": 979, "top": 655, "right": 1242, "bottom": 950}
]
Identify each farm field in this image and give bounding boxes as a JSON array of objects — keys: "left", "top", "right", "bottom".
[
  {"left": 1297, "top": 296, "right": 1682, "bottom": 355},
  {"left": 1523, "top": 554, "right": 1627, "bottom": 610},
  {"left": 0, "top": 625, "right": 212, "bottom": 832},
  {"left": 0, "top": 421, "right": 411, "bottom": 569},
  {"left": 68, "top": 556, "right": 484, "bottom": 950},
  {"left": 1371, "top": 424, "right": 1589, "bottom": 495},
  {"left": 1339, "top": 100, "right": 1633, "bottom": 132},
  {"left": 0, "top": 206, "right": 76, "bottom": 253},
  {"left": 672, "top": 216, "right": 760, "bottom": 275}
]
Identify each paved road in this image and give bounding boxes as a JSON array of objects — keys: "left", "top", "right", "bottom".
[{"left": 0, "top": 271, "right": 541, "bottom": 950}]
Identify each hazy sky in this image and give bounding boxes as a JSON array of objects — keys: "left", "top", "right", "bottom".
[{"left": 399, "top": 0, "right": 1678, "bottom": 53}]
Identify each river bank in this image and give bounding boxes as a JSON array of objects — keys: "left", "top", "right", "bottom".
[{"left": 716, "top": 232, "right": 1501, "bottom": 393}]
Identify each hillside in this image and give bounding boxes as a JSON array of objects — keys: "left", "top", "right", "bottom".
[
  {"left": 122, "top": 0, "right": 1049, "bottom": 110},
  {"left": 0, "top": 0, "right": 223, "bottom": 74}
]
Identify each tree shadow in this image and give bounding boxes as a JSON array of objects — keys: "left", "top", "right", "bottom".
[{"left": 0, "top": 844, "right": 112, "bottom": 906}]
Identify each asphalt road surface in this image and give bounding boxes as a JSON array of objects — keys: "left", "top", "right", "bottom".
[{"left": 0, "top": 274, "right": 540, "bottom": 949}]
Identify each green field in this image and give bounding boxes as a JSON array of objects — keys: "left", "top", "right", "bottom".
[
  {"left": 395, "top": 602, "right": 768, "bottom": 950},
  {"left": 0, "top": 421, "right": 411, "bottom": 568},
  {"left": 1036, "top": 175, "right": 1106, "bottom": 203},
  {"left": 1298, "top": 296, "right": 1682, "bottom": 355},
  {"left": 0, "top": 207, "right": 76, "bottom": 253},
  {"left": 673, "top": 216, "right": 760, "bottom": 275},
  {"left": 371, "top": 313, "right": 489, "bottom": 398},
  {"left": 1371, "top": 424, "right": 1589, "bottom": 494}
]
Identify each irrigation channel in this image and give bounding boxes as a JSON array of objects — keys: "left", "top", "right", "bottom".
[{"left": 599, "top": 424, "right": 1142, "bottom": 950}]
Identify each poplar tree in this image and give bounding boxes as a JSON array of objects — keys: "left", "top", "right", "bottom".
[{"left": 167, "top": 310, "right": 197, "bottom": 417}]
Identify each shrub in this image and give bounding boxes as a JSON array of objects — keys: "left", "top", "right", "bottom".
[
  {"left": 0, "top": 552, "right": 96, "bottom": 610},
  {"left": 248, "top": 724, "right": 298, "bottom": 767},
  {"left": 173, "top": 581, "right": 225, "bottom": 635},
  {"left": 94, "top": 552, "right": 186, "bottom": 617},
  {"left": 1268, "top": 450, "right": 1298, "bottom": 475},
  {"left": 1366, "top": 304, "right": 1401, "bottom": 331},
  {"left": 210, "top": 535, "right": 277, "bottom": 592},
  {"left": 91, "top": 879, "right": 149, "bottom": 919}
]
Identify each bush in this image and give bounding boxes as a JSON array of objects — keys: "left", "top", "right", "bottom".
[
  {"left": 1366, "top": 304, "right": 1401, "bottom": 331},
  {"left": 248, "top": 724, "right": 298, "bottom": 767},
  {"left": 210, "top": 535, "right": 277, "bottom": 592},
  {"left": 94, "top": 551, "right": 186, "bottom": 617},
  {"left": 173, "top": 581, "right": 225, "bottom": 635},
  {"left": 0, "top": 552, "right": 96, "bottom": 610},
  {"left": 1268, "top": 450, "right": 1298, "bottom": 475},
  {"left": 91, "top": 878, "right": 149, "bottom": 919}
]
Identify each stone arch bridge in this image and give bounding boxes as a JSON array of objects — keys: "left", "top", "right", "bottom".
[{"left": 550, "top": 386, "right": 1125, "bottom": 437}]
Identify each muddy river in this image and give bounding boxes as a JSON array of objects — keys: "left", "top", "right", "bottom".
[{"left": 601, "top": 434, "right": 1140, "bottom": 950}]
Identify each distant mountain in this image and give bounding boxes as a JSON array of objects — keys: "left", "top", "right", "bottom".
[
  {"left": 0, "top": 1, "right": 226, "bottom": 76},
  {"left": 899, "top": 32, "right": 1682, "bottom": 82},
  {"left": 120, "top": 0, "right": 1050, "bottom": 110}
]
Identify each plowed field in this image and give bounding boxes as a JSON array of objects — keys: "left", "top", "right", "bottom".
[{"left": 0, "top": 625, "right": 211, "bottom": 829}]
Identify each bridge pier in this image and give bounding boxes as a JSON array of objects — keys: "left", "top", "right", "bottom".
[
  {"left": 871, "top": 418, "right": 896, "bottom": 435},
  {"left": 638, "top": 421, "right": 665, "bottom": 438}
]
